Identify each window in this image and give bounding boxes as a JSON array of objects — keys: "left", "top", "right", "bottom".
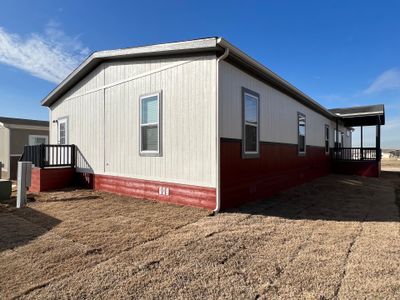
[
  {"left": 324, "top": 125, "right": 330, "bottom": 154},
  {"left": 140, "top": 92, "right": 162, "bottom": 155},
  {"left": 346, "top": 129, "right": 350, "bottom": 137},
  {"left": 242, "top": 88, "right": 260, "bottom": 158},
  {"left": 29, "top": 135, "right": 48, "bottom": 146},
  {"left": 298, "top": 113, "right": 306, "bottom": 155}
]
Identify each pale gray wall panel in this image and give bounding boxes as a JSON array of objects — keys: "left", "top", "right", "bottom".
[
  {"left": 220, "top": 61, "right": 337, "bottom": 148},
  {"left": 51, "top": 90, "right": 105, "bottom": 173},
  {"left": 50, "top": 55, "right": 216, "bottom": 187},
  {"left": 103, "top": 56, "right": 216, "bottom": 187},
  {"left": 0, "top": 127, "right": 10, "bottom": 175}
]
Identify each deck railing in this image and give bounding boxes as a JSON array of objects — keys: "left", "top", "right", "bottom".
[
  {"left": 332, "top": 147, "right": 380, "bottom": 161},
  {"left": 20, "top": 144, "right": 76, "bottom": 168}
]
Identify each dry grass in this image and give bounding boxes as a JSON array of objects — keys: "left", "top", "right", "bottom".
[
  {"left": 1, "top": 173, "right": 399, "bottom": 299},
  {"left": 381, "top": 157, "right": 400, "bottom": 172}
]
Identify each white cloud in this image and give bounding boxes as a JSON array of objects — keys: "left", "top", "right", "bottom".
[
  {"left": 0, "top": 22, "right": 89, "bottom": 84},
  {"left": 364, "top": 68, "right": 400, "bottom": 94}
]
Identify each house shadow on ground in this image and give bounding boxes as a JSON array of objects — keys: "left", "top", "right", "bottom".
[
  {"left": 226, "top": 171, "right": 400, "bottom": 223},
  {"left": 0, "top": 205, "right": 61, "bottom": 252}
]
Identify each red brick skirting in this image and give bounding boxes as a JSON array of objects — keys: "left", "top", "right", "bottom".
[
  {"left": 29, "top": 167, "right": 76, "bottom": 193},
  {"left": 93, "top": 174, "right": 216, "bottom": 210},
  {"left": 220, "top": 139, "right": 331, "bottom": 209}
]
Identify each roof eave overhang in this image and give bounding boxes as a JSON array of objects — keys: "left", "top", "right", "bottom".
[
  {"left": 41, "top": 38, "right": 221, "bottom": 107},
  {"left": 41, "top": 37, "right": 348, "bottom": 122},
  {"left": 216, "top": 38, "right": 336, "bottom": 120},
  {"left": 329, "top": 104, "right": 385, "bottom": 126}
]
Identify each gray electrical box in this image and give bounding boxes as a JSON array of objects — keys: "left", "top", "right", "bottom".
[
  {"left": 16, "top": 162, "right": 32, "bottom": 208},
  {"left": 0, "top": 179, "right": 11, "bottom": 200}
]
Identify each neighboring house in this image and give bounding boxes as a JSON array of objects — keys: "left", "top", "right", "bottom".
[
  {"left": 30, "top": 37, "right": 384, "bottom": 210},
  {"left": 390, "top": 150, "right": 400, "bottom": 158},
  {"left": 382, "top": 149, "right": 394, "bottom": 159},
  {"left": 0, "top": 117, "right": 49, "bottom": 179}
]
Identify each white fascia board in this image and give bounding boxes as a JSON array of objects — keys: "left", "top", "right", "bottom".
[
  {"left": 334, "top": 111, "right": 384, "bottom": 117},
  {"left": 95, "top": 38, "right": 218, "bottom": 59},
  {"left": 6, "top": 124, "right": 49, "bottom": 131}
]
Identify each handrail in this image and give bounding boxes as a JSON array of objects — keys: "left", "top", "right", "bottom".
[
  {"left": 20, "top": 144, "right": 76, "bottom": 168},
  {"left": 332, "top": 147, "right": 380, "bottom": 161}
]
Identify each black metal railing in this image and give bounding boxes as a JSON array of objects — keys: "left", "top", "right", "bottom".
[
  {"left": 332, "top": 147, "right": 381, "bottom": 161},
  {"left": 20, "top": 144, "right": 76, "bottom": 168}
]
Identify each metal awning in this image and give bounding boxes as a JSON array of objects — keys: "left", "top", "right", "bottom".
[{"left": 329, "top": 104, "right": 385, "bottom": 126}]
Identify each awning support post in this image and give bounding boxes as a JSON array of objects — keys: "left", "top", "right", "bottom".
[
  {"left": 376, "top": 117, "right": 381, "bottom": 161},
  {"left": 360, "top": 126, "right": 363, "bottom": 160}
]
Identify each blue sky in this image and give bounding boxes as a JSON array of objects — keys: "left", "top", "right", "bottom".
[{"left": 0, "top": 0, "right": 399, "bottom": 148}]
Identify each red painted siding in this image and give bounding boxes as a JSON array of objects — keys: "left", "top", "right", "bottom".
[
  {"left": 93, "top": 174, "right": 216, "bottom": 209},
  {"left": 332, "top": 161, "right": 380, "bottom": 177},
  {"left": 220, "top": 139, "right": 331, "bottom": 209},
  {"left": 29, "top": 167, "right": 76, "bottom": 193}
]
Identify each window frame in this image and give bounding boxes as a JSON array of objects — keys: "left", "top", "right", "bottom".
[
  {"left": 324, "top": 125, "right": 330, "bottom": 155},
  {"left": 242, "top": 87, "right": 260, "bottom": 159},
  {"left": 139, "top": 91, "right": 162, "bottom": 157},
  {"left": 29, "top": 135, "right": 48, "bottom": 146},
  {"left": 297, "top": 112, "right": 306, "bottom": 156}
]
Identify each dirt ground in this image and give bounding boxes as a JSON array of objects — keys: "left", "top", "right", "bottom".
[
  {"left": 1, "top": 172, "right": 399, "bottom": 299},
  {"left": 381, "top": 157, "right": 400, "bottom": 172}
]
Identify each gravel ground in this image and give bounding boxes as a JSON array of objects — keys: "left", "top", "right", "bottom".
[{"left": 1, "top": 172, "right": 399, "bottom": 299}]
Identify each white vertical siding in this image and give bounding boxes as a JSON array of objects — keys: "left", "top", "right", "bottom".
[
  {"left": 51, "top": 90, "right": 105, "bottom": 173},
  {"left": 50, "top": 55, "right": 217, "bottom": 188},
  {"left": 0, "top": 127, "right": 10, "bottom": 174},
  {"left": 219, "top": 61, "right": 334, "bottom": 147}
]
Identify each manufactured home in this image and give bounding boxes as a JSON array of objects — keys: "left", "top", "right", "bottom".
[
  {"left": 0, "top": 117, "right": 48, "bottom": 180},
  {"left": 22, "top": 37, "right": 385, "bottom": 211}
]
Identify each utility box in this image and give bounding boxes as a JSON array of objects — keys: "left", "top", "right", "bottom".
[
  {"left": 16, "top": 162, "right": 32, "bottom": 208},
  {"left": 0, "top": 180, "right": 12, "bottom": 200}
]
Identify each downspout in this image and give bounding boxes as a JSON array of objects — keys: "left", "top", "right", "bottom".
[
  {"left": 213, "top": 45, "right": 229, "bottom": 214},
  {"left": 47, "top": 107, "right": 52, "bottom": 143}
]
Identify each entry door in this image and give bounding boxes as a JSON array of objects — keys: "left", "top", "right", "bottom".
[
  {"left": 56, "top": 118, "right": 69, "bottom": 165},
  {"left": 58, "top": 118, "right": 68, "bottom": 144}
]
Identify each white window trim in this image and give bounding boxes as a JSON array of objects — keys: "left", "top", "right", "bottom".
[
  {"left": 29, "top": 135, "right": 48, "bottom": 146},
  {"left": 242, "top": 88, "right": 260, "bottom": 158},
  {"left": 298, "top": 113, "right": 306, "bottom": 155},
  {"left": 139, "top": 91, "right": 162, "bottom": 156}
]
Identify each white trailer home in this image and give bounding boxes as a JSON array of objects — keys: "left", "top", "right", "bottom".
[{"left": 28, "top": 37, "right": 384, "bottom": 210}]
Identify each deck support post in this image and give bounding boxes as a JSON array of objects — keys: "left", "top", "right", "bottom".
[
  {"left": 376, "top": 117, "right": 381, "bottom": 161},
  {"left": 360, "top": 126, "right": 363, "bottom": 160},
  {"left": 335, "top": 119, "right": 339, "bottom": 149},
  {"left": 335, "top": 119, "right": 339, "bottom": 159},
  {"left": 39, "top": 144, "right": 45, "bottom": 169}
]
